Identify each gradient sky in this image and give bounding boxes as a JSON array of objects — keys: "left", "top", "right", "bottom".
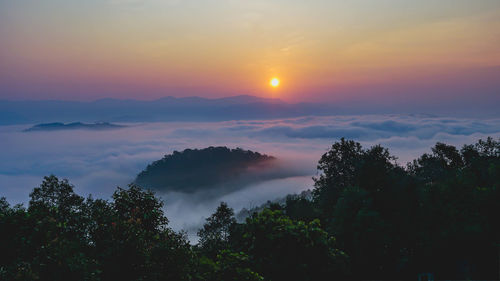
[{"left": 1, "top": 0, "right": 499, "bottom": 104}]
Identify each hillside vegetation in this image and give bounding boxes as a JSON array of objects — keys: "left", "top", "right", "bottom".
[
  {"left": 135, "top": 147, "right": 275, "bottom": 192},
  {"left": 0, "top": 138, "right": 498, "bottom": 280}
]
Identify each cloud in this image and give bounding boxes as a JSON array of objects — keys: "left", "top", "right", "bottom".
[
  {"left": 230, "top": 115, "right": 500, "bottom": 142},
  {"left": 1, "top": 114, "right": 499, "bottom": 241}
]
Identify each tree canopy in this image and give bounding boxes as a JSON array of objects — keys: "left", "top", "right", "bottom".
[{"left": 1, "top": 138, "right": 499, "bottom": 280}]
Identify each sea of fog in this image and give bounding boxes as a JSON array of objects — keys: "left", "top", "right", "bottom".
[{"left": 1, "top": 114, "right": 500, "bottom": 241}]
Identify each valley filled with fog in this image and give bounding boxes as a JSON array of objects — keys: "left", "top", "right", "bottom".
[{"left": 1, "top": 114, "right": 499, "bottom": 240}]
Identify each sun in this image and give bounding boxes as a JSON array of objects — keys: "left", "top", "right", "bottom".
[{"left": 270, "top": 78, "right": 280, "bottom": 87}]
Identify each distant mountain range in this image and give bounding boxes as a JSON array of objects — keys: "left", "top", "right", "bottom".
[
  {"left": 0, "top": 95, "right": 339, "bottom": 125},
  {"left": 1, "top": 94, "right": 497, "bottom": 125},
  {"left": 24, "top": 122, "right": 125, "bottom": 132}
]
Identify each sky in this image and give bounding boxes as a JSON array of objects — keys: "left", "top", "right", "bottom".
[{"left": 1, "top": 0, "right": 499, "bottom": 105}]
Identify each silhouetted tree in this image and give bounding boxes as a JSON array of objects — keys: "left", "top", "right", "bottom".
[{"left": 198, "top": 202, "right": 236, "bottom": 258}]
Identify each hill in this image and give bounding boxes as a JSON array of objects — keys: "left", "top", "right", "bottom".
[
  {"left": 24, "top": 122, "right": 125, "bottom": 132},
  {"left": 135, "top": 147, "right": 276, "bottom": 193}
]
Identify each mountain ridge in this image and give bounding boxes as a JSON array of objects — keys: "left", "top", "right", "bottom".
[
  {"left": 0, "top": 95, "right": 336, "bottom": 125},
  {"left": 1, "top": 94, "right": 498, "bottom": 125}
]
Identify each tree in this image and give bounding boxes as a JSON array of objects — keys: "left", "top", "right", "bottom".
[
  {"left": 196, "top": 250, "right": 263, "bottom": 281},
  {"left": 284, "top": 191, "right": 318, "bottom": 222},
  {"left": 313, "top": 138, "right": 364, "bottom": 213},
  {"left": 94, "top": 184, "right": 193, "bottom": 281},
  {"left": 1, "top": 176, "right": 96, "bottom": 281},
  {"left": 1, "top": 178, "right": 196, "bottom": 281},
  {"left": 197, "top": 202, "right": 236, "bottom": 258},
  {"left": 233, "top": 209, "right": 349, "bottom": 281},
  {"left": 1, "top": 138, "right": 499, "bottom": 281}
]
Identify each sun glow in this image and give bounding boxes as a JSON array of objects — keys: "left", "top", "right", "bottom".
[{"left": 270, "top": 78, "right": 280, "bottom": 87}]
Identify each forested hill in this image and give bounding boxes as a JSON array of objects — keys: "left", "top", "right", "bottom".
[{"left": 135, "top": 147, "right": 275, "bottom": 192}]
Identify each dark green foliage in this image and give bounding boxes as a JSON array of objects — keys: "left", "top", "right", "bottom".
[
  {"left": 313, "top": 137, "right": 500, "bottom": 280},
  {"left": 231, "top": 209, "right": 349, "bottom": 281},
  {"left": 236, "top": 190, "right": 316, "bottom": 222},
  {"left": 283, "top": 191, "right": 318, "bottom": 222},
  {"left": 1, "top": 138, "right": 499, "bottom": 280},
  {"left": 135, "top": 146, "right": 275, "bottom": 192},
  {"left": 94, "top": 184, "right": 194, "bottom": 281},
  {"left": 197, "top": 202, "right": 236, "bottom": 259},
  {"left": 196, "top": 250, "right": 263, "bottom": 281},
  {"left": 0, "top": 176, "right": 194, "bottom": 281}
]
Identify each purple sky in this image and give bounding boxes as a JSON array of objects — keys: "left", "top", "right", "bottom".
[{"left": 1, "top": 0, "right": 499, "bottom": 108}]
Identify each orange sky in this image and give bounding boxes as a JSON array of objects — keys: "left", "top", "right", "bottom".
[{"left": 1, "top": 0, "right": 499, "bottom": 103}]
